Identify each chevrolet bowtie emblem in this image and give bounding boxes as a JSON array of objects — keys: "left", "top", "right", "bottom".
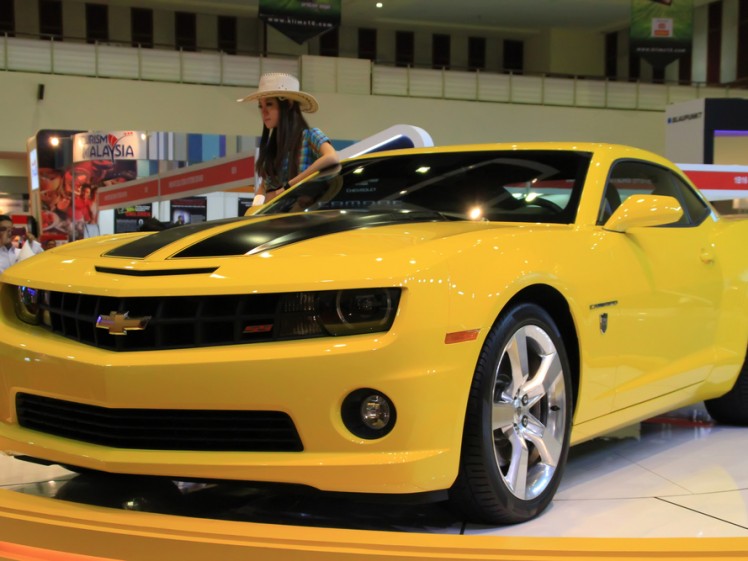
[{"left": 96, "top": 311, "right": 151, "bottom": 336}]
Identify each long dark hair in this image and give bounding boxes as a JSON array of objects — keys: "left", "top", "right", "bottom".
[{"left": 256, "top": 99, "right": 310, "bottom": 185}]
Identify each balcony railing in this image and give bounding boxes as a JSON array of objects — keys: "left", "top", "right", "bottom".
[{"left": 3, "top": 34, "right": 747, "bottom": 112}]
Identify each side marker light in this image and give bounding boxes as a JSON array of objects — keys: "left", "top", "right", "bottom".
[{"left": 444, "top": 329, "right": 480, "bottom": 344}]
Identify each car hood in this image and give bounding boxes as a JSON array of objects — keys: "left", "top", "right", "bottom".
[
  {"left": 3, "top": 211, "right": 555, "bottom": 295},
  {"left": 104, "top": 210, "right": 460, "bottom": 259}
]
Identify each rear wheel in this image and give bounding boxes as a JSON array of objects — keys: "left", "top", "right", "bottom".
[
  {"left": 705, "top": 354, "right": 748, "bottom": 425},
  {"left": 449, "top": 303, "right": 572, "bottom": 524}
]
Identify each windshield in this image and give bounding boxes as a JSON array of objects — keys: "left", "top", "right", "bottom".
[{"left": 258, "top": 149, "right": 592, "bottom": 224}]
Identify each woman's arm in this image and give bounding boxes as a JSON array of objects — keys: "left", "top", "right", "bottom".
[{"left": 288, "top": 142, "right": 339, "bottom": 187}]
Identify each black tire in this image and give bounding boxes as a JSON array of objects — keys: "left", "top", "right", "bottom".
[
  {"left": 705, "top": 354, "right": 748, "bottom": 425},
  {"left": 449, "top": 302, "right": 573, "bottom": 524}
]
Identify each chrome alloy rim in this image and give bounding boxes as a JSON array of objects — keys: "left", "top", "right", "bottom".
[{"left": 491, "top": 324, "right": 566, "bottom": 500}]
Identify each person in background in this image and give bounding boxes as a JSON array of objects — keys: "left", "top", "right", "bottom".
[
  {"left": 0, "top": 215, "right": 44, "bottom": 273},
  {"left": 238, "top": 73, "right": 339, "bottom": 206},
  {"left": 0, "top": 215, "right": 19, "bottom": 273}
]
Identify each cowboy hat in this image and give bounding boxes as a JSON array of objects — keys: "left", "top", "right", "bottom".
[{"left": 237, "top": 73, "right": 319, "bottom": 113}]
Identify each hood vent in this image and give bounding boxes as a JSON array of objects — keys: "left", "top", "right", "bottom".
[{"left": 95, "top": 266, "right": 218, "bottom": 277}]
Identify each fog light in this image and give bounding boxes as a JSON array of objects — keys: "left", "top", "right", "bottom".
[
  {"left": 342, "top": 388, "right": 396, "bottom": 439},
  {"left": 361, "top": 394, "right": 391, "bottom": 429}
]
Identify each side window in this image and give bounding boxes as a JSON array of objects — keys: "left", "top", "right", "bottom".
[
  {"left": 602, "top": 160, "right": 701, "bottom": 227},
  {"left": 668, "top": 173, "right": 711, "bottom": 225}
]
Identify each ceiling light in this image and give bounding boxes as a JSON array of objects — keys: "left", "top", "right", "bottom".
[{"left": 376, "top": 2, "right": 383, "bottom": 8}]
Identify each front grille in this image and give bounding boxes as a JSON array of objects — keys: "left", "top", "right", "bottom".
[
  {"left": 38, "top": 290, "right": 314, "bottom": 351},
  {"left": 16, "top": 393, "right": 303, "bottom": 452}
]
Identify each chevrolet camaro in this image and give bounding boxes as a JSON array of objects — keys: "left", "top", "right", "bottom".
[{"left": 2, "top": 142, "right": 747, "bottom": 524}]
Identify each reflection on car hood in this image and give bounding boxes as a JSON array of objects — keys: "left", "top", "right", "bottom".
[
  {"left": 105, "top": 211, "right": 450, "bottom": 259},
  {"left": 3, "top": 211, "right": 558, "bottom": 294}
]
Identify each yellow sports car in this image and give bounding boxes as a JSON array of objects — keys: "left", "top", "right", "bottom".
[{"left": 2, "top": 142, "right": 747, "bottom": 525}]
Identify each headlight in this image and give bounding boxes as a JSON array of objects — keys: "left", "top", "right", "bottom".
[
  {"left": 276, "top": 288, "right": 400, "bottom": 338},
  {"left": 318, "top": 289, "right": 398, "bottom": 336},
  {"left": 15, "top": 286, "right": 41, "bottom": 324}
]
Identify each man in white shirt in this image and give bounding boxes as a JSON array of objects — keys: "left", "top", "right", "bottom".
[
  {"left": 0, "top": 215, "right": 19, "bottom": 273},
  {"left": 0, "top": 215, "right": 43, "bottom": 273}
]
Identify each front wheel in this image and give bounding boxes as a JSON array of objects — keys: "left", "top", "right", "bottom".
[{"left": 449, "top": 303, "right": 573, "bottom": 524}]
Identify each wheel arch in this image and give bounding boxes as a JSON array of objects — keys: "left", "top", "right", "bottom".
[
  {"left": 503, "top": 284, "right": 580, "bottom": 416},
  {"left": 449, "top": 282, "right": 578, "bottom": 523}
]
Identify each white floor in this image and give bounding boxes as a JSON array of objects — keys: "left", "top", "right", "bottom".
[
  {"left": 2, "top": 403, "right": 748, "bottom": 538},
  {"left": 475, "top": 406, "right": 748, "bottom": 538}
]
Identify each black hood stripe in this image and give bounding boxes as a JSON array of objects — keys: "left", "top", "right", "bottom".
[
  {"left": 104, "top": 217, "right": 244, "bottom": 258},
  {"left": 105, "top": 211, "right": 446, "bottom": 259}
]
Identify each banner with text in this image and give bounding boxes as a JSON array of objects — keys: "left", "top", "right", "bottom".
[
  {"left": 114, "top": 204, "right": 153, "bottom": 234},
  {"left": 73, "top": 131, "right": 147, "bottom": 163},
  {"left": 259, "top": 0, "right": 341, "bottom": 44},
  {"left": 630, "top": 0, "right": 693, "bottom": 68},
  {"left": 171, "top": 197, "right": 207, "bottom": 226}
]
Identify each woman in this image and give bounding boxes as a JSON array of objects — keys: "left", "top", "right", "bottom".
[{"left": 238, "top": 73, "right": 339, "bottom": 205}]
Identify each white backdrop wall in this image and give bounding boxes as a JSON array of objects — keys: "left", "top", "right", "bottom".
[{"left": 2, "top": 71, "right": 666, "bottom": 156}]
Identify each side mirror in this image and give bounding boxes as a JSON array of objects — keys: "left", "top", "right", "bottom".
[{"left": 604, "top": 195, "right": 683, "bottom": 233}]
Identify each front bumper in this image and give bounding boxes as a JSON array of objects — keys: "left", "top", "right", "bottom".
[{"left": 0, "top": 296, "right": 479, "bottom": 495}]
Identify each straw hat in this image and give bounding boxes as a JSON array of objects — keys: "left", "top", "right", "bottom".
[{"left": 237, "top": 73, "right": 319, "bottom": 113}]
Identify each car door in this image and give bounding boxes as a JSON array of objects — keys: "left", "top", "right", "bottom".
[{"left": 598, "top": 161, "right": 723, "bottom": 411}]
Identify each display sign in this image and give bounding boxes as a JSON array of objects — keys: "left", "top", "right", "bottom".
[
  {"left": 679, "top": 164, "right": 748, "bottom": 200},
  {"left": 171, "top": 197, "right": 207, "bottom": 225},
  {"left": 259, "top": 0, "right": 341, "bottom": 44},
  {"left": 114, "top": 204, "right": 153, "bottom": 234},
  {"left": 97, "top": 153, "right": 254, "bottom": 211},
  {"left": 72, "top": 131, "right": 147, "bottom": 163},
  {"left": 160, "top": 154, "right": 254, "bottom": 199},
  {"left": 28, "top": 148, "right": 39, "bottom": 191},
  {"left": 630, "top": 0, "right": 693, "bottom": 68},
  {"left": 665, "top": 98, "right": 705, "bottom": 164},
  {"left": 666, "top": 99, "right": 748, "bottom": 165},
  {"left": 98, "top": 177, "right": 159, "bottom": 210},
  {"left": 238, "top": 197, "right": 253, "bottom": 217}
]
